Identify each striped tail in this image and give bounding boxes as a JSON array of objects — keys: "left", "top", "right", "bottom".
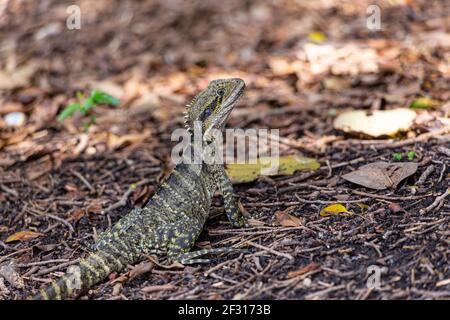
[{"left": 32, "top": 250, "right": 122, "bottom": 300}]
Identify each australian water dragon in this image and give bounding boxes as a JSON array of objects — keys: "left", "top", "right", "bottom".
[{"left": 33, "top": 78, "right": 248, "bottom": 299}]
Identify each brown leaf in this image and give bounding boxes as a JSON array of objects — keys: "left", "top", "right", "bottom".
[
  {"left": 275, "top": 206, "right": 301, "bottom": 227},
  {"left": 342, "top": 162, "right": 418, "bottom": 190},
  {"left": 287, "top": 262, "right": 320, "bottom": 278},
  {"left": 69, "top": 208, "right": 85, "bottom": 222},
  {"left": 107, "top": 130, "right": 150, "bottom": 150},
  {"left": 5, "top": 230, "right": 43, "bottom": 243},
  {"left": 0, "top": 62, "right": 38, "bottom": 90},
  {"left": 87, "top": 200, "right": 103, "bottom": 214},
  {"left": 389, "top": 203, "right": 407, "bottom": 214}
]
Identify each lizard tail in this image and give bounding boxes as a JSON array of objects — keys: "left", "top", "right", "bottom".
[{"left": 32, "top": 250, "right": 122, "bottom": 300}]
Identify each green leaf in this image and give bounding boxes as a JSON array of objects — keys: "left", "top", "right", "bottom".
[
  {"left": 393, "top": 153, "right": 403, "bottom": 161},
  {"left": 407, "top": 151, "right": 415, "bottom": 161},
  {"left": 410, "top": 97, "right": 440, "bottom": 109},
  {"left": 57, "top": 103, "right": 82, "bottom": 121},
  {"left": 90, "top": 90, "right": 120, "bottom": 106},
  {"left": 80, "top": 97, "right": 95, "bottom": 115}
]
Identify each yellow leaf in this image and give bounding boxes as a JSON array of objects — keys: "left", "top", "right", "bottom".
[
  {"left": 320, "top": 204, "right": 348, "bottom": 217},
  {"left": 226, "top": 154, "right": 320, "bottom": 184},
  {"left": 308, "top": 31, "right": 327, "bottom": 43},
  {"left": 5, "top": 230, "right": 43, "bottom": 243}
]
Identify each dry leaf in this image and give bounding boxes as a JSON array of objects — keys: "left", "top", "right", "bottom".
[
  {"left": 389, "top": 203, "right": 407, "bottom": 214},
  {"left": 275, "top": 206, "right": 301, "bottom": 227},
  {"left": 5, "top": 230, "right": 43, "bottom": 243},
  {"left": 342, "top": 161, "right": 418, "bottom": 190},
  {"left": 334, "top": 108, "right": 416, "bottom": 137},
  {"left": 68, "top": 208, "right": 85, "bottom": 222},
  {"left": 0, "top": 62, "right": 38, "bottom": 90},
  {"left": 87, "top": 200, "right": 103, "bottom": 214},
  {"left": 287, "top": 262, "right": 320, "bottom": 278},
  {"left": 141, "top": 284, "right": 176, "bottom": 293},
  {"left": 107, "top": 130, "right": 151, "bottom": 150},
  {"left": 320, "top": 204, "right": 348, "bottom": 217}
]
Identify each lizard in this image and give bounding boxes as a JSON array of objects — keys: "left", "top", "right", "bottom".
[{"left": 32, "top": 78, "right": 248, "bottom": 300}]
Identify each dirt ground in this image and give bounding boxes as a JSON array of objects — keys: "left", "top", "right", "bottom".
[{"left": 0, "top": 0, "right": 449, "bottom": 300}]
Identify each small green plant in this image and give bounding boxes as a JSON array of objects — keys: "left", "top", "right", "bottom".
[
  {"left": 393, "top": 153, "right": 403, "bottom": 161},
  {"left": 392, "top": 151, "right": 416, "bottom": 162},
  {"left": 407, "top": 151, "right": 415, "bottom": 161},
  {"left": 58, "top": 90, "right": 120, "bottom": 129}
]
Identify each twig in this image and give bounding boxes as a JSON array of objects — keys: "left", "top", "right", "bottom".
[
  {"left": 0, "top": 184, "right": 18, "bottom": 197},
  {"left": 72, "top": 170, "right": 95, "bottom": 193},
  {"left": 304, "top": 284, "right": 346, "bottom": 299},
  {"left": 420, "top": 189, "right": 450, "bottom": 214},
  {"left": 204, "top": 254, "right": 243, "bottom": 276},
  {"left": 294, "top": 195, "right": 371, "bottom": 205},
  {"left": 103, "top": 178, "right": 152, "bottom": 214},
  {"left": 364, "top": 241, "right": 383, "bottom": 258},
  {"left": 17, "top": 259, "right": 70, "bottom": 268},
  {"left": 46, "top": 213, "right": 75, "bottom": 233},
  {"left": 277, "top": 157, "right": 366, "bottom": 186},
  {"left": 246, "top": 241, "right": 294, "bottom": 261},
  {"left": 34, "top": 259, "right": 81, "bottom": 276},
  {"left": 351, "top": 190, "right": 431, "bottom": 201},
  {"left": 437, "top": 146, "right": 450, "bottom": 157},
  {"left": 416, "top": 165, "right": 435, "bottom": 185},
  {"left": 0, "top": 248, "right": 32, "bottom": 264},
  {"left": 209, "top": 226, "right": 310, "bottom": 236}
]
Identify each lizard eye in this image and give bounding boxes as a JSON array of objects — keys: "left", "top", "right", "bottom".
[{"left": 216, "top": 88, "right": 225, "bottom": 96}]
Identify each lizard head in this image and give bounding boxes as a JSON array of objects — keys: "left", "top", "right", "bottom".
[{"left": 185, "top": 78, "right": 245, "bottom": 141}]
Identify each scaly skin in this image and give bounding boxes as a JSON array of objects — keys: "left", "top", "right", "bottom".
[{"left": 32, "top": 78, "right": 247, "bottom": 300}]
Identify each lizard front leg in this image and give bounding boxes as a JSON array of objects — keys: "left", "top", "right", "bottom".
[
  {"left": 166, "top": 219, "right": 234, "bottom": 264},
  {"left": 216, "top": 167, "right": 248, "bottom": 228}
]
